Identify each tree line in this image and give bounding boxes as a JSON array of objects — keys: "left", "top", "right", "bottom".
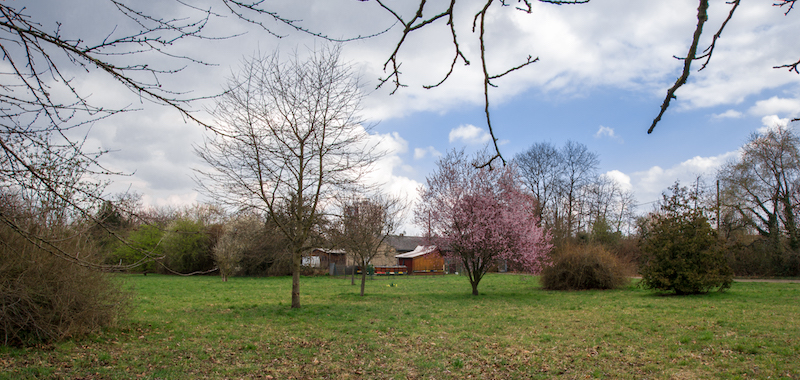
[{"left": 514, "top": 141, "right": 638, "bottom": 242}]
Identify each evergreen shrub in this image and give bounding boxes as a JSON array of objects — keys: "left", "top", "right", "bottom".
[{"left": 639, "top": 213, "right": 732, "bottom": 294}]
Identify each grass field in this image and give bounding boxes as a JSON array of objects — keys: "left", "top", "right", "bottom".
[{"left": 1, "top": 274, "right": 799, "bottom": 379}]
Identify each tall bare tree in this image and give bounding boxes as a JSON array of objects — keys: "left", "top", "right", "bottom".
[
  {"left": 559, "top": 141, "right": 599, "bottom": 238},
  {"left": 516, "top": 141, "right": 618, "bottom": 240},
  {"left": 330, "top": 194, "right": 404, "bottom": 296},
  {"left": 718, "top": 124, "right": 800, "bottom": 252},
  {"left": 583, "top": 174, "right": 637, "bottom": 235},
  {"left": 514, "top": 142, "right": 564, "bottom": 223},
  {"left": 195, "top": 45, "right": 377, "bottom": 308}
]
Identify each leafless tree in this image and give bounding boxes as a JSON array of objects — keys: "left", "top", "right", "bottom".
[
  {"left": 195, "top": 45, "right": 377, "bottom": 308},
  {"left": 516, "top": 141, "right": 638, "bottom": 238},
  {"left": 514, "top": 142, "right": 564, "bottom": 223},
  {"left": 330, "top": 194, "right": 405, "bottom": 296},
  {"left": 717, "top": 124, "right": 800, "bottom": 252},
  {"left": 515, "top": 140, "right": 604, "bottom": 240},
  {"left": 582, "top": 174, "right": 637, "bottom": 235},
  {"left": 559, "top": 141, "right": 599, "bottom": 238}
]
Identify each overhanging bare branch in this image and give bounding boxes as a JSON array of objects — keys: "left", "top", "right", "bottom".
[{"left": 649, "top": 0, "right": 709, "bottom": 134}]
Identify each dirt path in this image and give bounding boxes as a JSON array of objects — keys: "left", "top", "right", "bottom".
[
  {"left": 629, "top": 276, "right": 800, "bottom": 284},
  {"left": 733, "top": 278, "right": 800, "bottom": 283}
]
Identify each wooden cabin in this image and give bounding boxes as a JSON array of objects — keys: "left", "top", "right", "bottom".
[
  {"left": 309, "top": 248, "right": 347, "bottom": 268},
  {"left": 395, "top": 245, "right": 445, "bottom": 275}
]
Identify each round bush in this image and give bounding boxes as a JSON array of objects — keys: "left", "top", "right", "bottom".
[{"left": 540, "top": 244, "right": 630, "bottom": 290}]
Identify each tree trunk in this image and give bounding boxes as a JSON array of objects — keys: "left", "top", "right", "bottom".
[
  {"left": 291, "top": 250, "right": 301, "bottom": 309},
  {"left": 360, "top": 271, "right": 367, "bottom": 296},
  {"left": 464, "top": 258, "right": 482, "bottom": 296},
  {"left": 782, "top": 194, "right": 799, "bottom": 250}
]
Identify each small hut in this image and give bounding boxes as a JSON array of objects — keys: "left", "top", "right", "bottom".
[
  {"left": 395, "top": 245, "right": 445, "bottom": 275},
  {"left": 309, "top": 248, "right": 347, "bottom": 268}
]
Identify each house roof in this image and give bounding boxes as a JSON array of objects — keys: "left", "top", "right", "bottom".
[
  {"left": 384, "top": 235, "right": 426, "bottom": 253},
  {"left": 395, "top": 245, "right": 439, "bottom": 259}
]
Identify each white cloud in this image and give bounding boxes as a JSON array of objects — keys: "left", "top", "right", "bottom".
[
  {"left": 359, "top": 131, "right": 423, "bottom": 234},
  {"left": 749, "top": 96, "right": 800, "bottom": 119},
  {"left": 595, "top": 125, "right": 622, "bottom": 142},
  {"left": 603, "top": 170, "right": 632, "bottom": 191},
  {"left": 712, "top": 109, "right": 744, "bottom": 119},
  {"left": 449, "top": 124, "right": 492, "bottom": 145},
  {"left": 414, "top": 146, "right": 442, "bottom": 160},
  {"left": 376, "top": 131, "right": 409, "bottom": 155},
  {"left": 143, "top": 192, "right": 200, "bottom": 209},
  {"left": 630, "top": 151, "right": 740, "bottom": 205},
  {"left": 758, "top": 115, "right": 792, "bottom": 133}
]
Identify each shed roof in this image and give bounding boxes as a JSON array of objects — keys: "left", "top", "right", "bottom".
[
  {"left": 395, "top": 245, "right": 439, "bottom": 259},
  {"left": 312, "top": 248, "right": 346, "bottom": 255}
]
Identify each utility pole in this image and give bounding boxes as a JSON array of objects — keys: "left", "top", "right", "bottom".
[{"left": 716, "top": 179, "right": 721, "bottom": 231}]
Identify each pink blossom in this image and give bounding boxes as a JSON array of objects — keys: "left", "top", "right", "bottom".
[{"left": 415, "top": 150, "right": 552, "bottom": 295}]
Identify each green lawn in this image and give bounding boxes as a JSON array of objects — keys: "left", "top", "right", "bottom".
[{"left": 2, "top": 274, "right": 799, "bottom": 379}]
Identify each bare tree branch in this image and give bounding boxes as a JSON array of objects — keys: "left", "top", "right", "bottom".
[
  {"left": 697, "top": 0, "right": 740, "bottom": 71},
  {"left": 1, "top": 2, "right": 240, "bottom": 271},
  {"left": 650, "top": 0, "right": 800, "bottom": 132},
  {"left": 649, "top": 0, "right": 709, "bottom": 134},
  {"left": 222, "top": 0, "right": 392, "bottom": 41},
  {"left": 774, "top": 58, "right": 800, "bottom": 74},
  {"left": 371, "top": 0, "right": 586, "bottom": 167},
  {"left": 774, "top": 0, "right": 797, "bottom": 15}
]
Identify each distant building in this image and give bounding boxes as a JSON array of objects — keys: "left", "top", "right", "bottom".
[{"left": 384, "top": 235, "right": 427, "bottom": 254}]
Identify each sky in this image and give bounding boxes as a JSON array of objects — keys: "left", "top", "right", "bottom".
[{"left": 24, "top": 0, "right": 800, "bottom": 234}]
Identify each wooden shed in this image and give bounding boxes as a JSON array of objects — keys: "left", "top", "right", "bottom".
[
  {"left": 395, "top": 245, "right": 445, "bottom": 275},
  {"left": 310, "top": 248, "right": 347, "bottom": 268}
]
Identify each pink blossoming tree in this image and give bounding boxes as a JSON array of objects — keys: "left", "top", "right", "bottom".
[{"left": 415, "top": 150, "right": 552, "bottom": 295}]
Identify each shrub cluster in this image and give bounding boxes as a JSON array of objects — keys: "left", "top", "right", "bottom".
[
  {"left": 540, "top": 244, "right": 630, "bottom": 290},
  {"left": 724, "top": 238, "right": 800, "bottom": 277},
  {"left": 1, "top": 221, "right": 129, "bottom": 346}
]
